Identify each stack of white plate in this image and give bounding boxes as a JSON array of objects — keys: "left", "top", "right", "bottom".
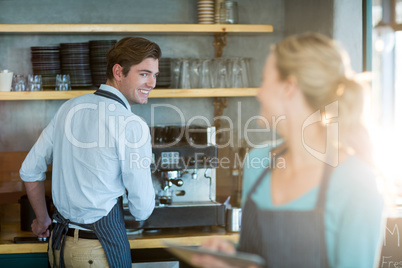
[{"left": 198, "top": 0, "right": 215, "bottom": 24}]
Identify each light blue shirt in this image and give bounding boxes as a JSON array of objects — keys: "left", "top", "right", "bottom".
[
  {"left": 20, "top": 84, "right": 155, "bottom": 226},
  {"left": 242, "top": 146, "right": 385, "bottom": 268}
]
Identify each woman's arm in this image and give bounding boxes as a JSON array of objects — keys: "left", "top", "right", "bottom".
[{"left": 327, "top": 160, "right": 385, "bottom": 268}]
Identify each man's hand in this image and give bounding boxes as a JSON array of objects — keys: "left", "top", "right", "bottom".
[{"left": 31, "top": 216, "right": 51, "bottom": 238}]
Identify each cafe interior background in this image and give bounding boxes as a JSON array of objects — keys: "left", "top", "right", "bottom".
[{"left": 0, "top": 0, "right": 401, "bottom": 222}]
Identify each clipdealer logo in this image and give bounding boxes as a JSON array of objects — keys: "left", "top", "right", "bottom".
[
  {"left": 64, "top": 101, "right": 150, "bottom": 160},
  {"left": 62, "top": 100, "right": 339, "bottom": 166},
  {"left": 302, "top": 101, "right": 339, "bottom": 167}
]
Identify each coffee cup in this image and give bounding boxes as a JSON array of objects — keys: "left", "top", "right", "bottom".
[{"left": 0, "top": 70, "right": 14, "bottom": 92}]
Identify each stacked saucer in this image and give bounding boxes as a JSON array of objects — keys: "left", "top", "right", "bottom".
[
  {"left": 198, "top": 0, "right": 215, "bottom": 24},
  {"left": 156, "top": 58, "right": 171, "bottom": 88},
  {"left": 89, "top": 40, "right": 116, "bottom": 87},
  {"left": 30, "top": 46, "right": 61, "bottom": 88},
  {"left": 60, "top": 42, "right": 92, "bottom": 88}
]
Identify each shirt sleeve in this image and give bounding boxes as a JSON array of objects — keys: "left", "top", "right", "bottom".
[
  {"left": 327, "top": 162, "right": 385, "bottom": 268},
  {"left": 119, "top": 115, "right": 155, "bottom": 221},
  {"left": 20, "top": 117, "right": 55, "bottom": 182}
]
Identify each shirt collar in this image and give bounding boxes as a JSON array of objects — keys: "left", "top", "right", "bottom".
[{"left": 99, "top": 84, "right": 131, "bottom": 110}]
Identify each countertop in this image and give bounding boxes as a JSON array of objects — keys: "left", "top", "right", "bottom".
[{"left": 0, "top": 223, "right": 239, "bottom": 254}]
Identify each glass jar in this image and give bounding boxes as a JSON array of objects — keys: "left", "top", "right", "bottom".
[
  {"left": 214, "top": 0, "right": 226, "bottom": 23},
  {"left": 219, "top": 1, "right": 239, "bottom": 24}
]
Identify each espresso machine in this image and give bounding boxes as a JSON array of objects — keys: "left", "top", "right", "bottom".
[{"left": 124, "top": 125, "right": 225, "bottom": 230}]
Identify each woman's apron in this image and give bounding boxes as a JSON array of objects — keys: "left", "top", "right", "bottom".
[{"left": 237, "top": 161, "right": 332, "bottom": 268}]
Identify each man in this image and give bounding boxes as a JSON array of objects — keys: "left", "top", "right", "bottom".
[{"left": 20, "top": 36, "right": 160, "bottom": 267}]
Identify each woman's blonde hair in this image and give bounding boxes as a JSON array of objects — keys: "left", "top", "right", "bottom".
[{"left": 272, "top": 32, "right": 373, "bottom": 164}]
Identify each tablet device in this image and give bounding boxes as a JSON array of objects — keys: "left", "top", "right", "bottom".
[
  {"left": 14, "top": 236, "right": 48, "bottom": 243},
  {"left": 162, "top": 241, "right": 265, "bottom": 268}
]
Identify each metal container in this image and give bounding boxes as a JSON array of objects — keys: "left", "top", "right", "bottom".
[
  {"left": 19, "top": 194, "right": 52, "bottom": 232},
  {"left": 226, "top": 207, "right": 242, "bottom": 232}
]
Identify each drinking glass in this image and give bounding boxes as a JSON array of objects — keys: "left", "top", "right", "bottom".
[
  {"left": 178, "top": 58, "right": 191, "bottom": 89},
  {"left": 13, "top": 74, "right": 26, "bottom": 91},
  {"left": 55, "top": 74, "right": 71, "bottom": 91},
  {"left": 170, "top": 59, "right": 181, "bottom": 89},
  {"left": 214, "top": 58, "right": 229, "bottom": 88},
  {"left": 241, "top": 57, "right": 252, "bottom": 87},
  {"left": 200, "top": 59, "right": 213, "bottom": 88},
  {"left": 27, "top": 74, "right": 42, "bottom": 91},
  {"left": 230, "top": 58, "right": 248, "bottom": 88},
  {"left": 190, "top": 58, "right": 201, "bottom": 88},
  {"left": 237, "top": 57, "right": 250, "bottom": 88},
  {"left": 229, "top": 58, "right": 239, "bottom": 88}
]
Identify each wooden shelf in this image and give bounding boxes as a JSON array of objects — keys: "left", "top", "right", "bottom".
[
  {"left": 150, "top": 88, "right": 258, "bottom": 98},
  {"left": 0, "top": 24, "right": 273, "bottom": 34},
  {"left": 0, "top": 88, "right": 258, "bottom": 100},
  {"left": 0, "top": 223, "right": 239, "bottom": 254},
  {"left": 0, "top": 24, "right": 267, "bottom": 100}
]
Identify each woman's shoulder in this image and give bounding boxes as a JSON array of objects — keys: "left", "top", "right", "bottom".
[
  {"left": 331, "top": 155, "right": 378, "bottom": 189},
  {"left": 327, "top": 154, "right": 384, "bottom": 209}
]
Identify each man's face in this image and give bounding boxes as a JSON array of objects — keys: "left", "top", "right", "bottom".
[{"left": 119, "top": 58, "right": 159, "bottom": 105}]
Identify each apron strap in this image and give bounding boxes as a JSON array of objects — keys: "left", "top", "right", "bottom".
[
  {"left": 314, "top": 163, "right": 333, "bottom": 212},
  {"left": 94, "top": 89, "right": 127, "bottom": 109},
  {"left": 51, "top": 209, "right": 93, "bottom": 268},
  {"left": 246, "top": 167, "right": 270, "bottom": 201}
]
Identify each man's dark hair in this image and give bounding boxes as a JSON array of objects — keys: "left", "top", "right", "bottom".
[{"left": 106, "top": 37, "right": 162, "bottom": 80}]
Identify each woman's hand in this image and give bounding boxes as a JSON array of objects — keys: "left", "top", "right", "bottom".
[
  {"left": 191, "top": 237, "right": 258, "bottom": 268},
  {"left": 199, "top": 237, "right": 236, "bottom": 254}
]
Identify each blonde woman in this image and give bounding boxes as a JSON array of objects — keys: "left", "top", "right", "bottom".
[{"left": 192, "top": 33, "right": 384, "bottom": 268}]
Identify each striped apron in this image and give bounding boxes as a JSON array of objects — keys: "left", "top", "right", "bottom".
[
  {"left": 51, "top": 197, "right": 131, "bottom": 268},
  {"left": 237, "top": 163, "right": 332, "bottom": 268}
]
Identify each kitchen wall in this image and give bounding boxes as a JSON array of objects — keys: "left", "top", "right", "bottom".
[
  {"left": 0, "top": 0, "right": 283, "bottom": 153},
  {"left": 0, "top": 0, "right": 364, "bottom": 152},
  {"left": 0, "top": 0, "right": 363, "bottom": 204}
]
